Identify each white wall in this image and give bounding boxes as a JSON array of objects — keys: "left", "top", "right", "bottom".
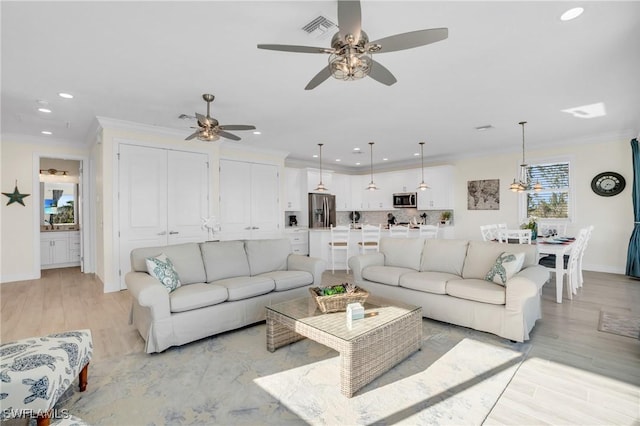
[
  {"left": 1, "top": 138, "right": 88, "bottom": 282},
  {"left": 452, "top": 137, "right": 633, "bottom": 274}
]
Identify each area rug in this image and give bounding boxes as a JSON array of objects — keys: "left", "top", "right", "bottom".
[
  {"left": 598, "top": 310, "right": 640, "bottom": 339},
  {"left": 55, "top": 321, "right": 529, "bottom": 425}
]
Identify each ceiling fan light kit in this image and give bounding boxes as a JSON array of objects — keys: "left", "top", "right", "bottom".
[
  {"left": 185, "top": 94, "right": 255, "bottom": 142},
  {"left": 510, "top": 121, "right": 543, "bottom": 193},
  {"left": 257, "top": 0, "right": 448, "bottom": 90}
]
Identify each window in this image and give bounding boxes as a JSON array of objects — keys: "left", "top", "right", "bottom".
[{"left": 521, "top": 160, "right": 571, "bottom": 220}]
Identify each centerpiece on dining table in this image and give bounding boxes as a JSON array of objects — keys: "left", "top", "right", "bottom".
[
  {"left": 520, "top": 216, "right": 538, "bottom": 240},
  {"left": 309, "top": 282, "right": 369, "bottom": 313}
]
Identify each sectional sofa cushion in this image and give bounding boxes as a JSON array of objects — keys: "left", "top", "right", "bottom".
[
  {"left": 379, "top": 237, "right": 425, "bottom": 270},
  {"left": 462, "top": 240, "right": 538, "bottom": 280},
  {"left": 169, "top": 283, "right": 228, "bottom": 313},
  {"left": 420, "top": 239, "right": 469, "bottom": 275},
  {"left": 130, "top": 243, "right": 206, "bottom": 285},
  {"left": 399, "top": 271, "right": 460, "bottom": 294},
  {"left": 215, "top": 276, "right": 276, "bottom": 301},
  {"left": 245, "top": 239, "right": 290, "bottom": 276},
  {"left": 446, "top": 278, "right": 506, "bottom": 305},
  {"left": 258, "top": 270, "right": 313, "bottom": 291},
  {"left": 201, "top": 241, "right": 251, "bottom": 282},
  {"left": 362, "top": 266, "right": 414, "bottom": 286}
]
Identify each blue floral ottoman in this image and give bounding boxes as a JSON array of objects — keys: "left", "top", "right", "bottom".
[{"left": 0, "top": 329, "right": 93, "bottom": 426}]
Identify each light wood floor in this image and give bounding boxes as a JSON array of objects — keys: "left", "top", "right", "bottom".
[{"left": 1, "top": 267, "right": 639, "bottom": 424}]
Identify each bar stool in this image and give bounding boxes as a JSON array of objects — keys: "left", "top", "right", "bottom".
[
  {"left": 328, "top": 225, "right": 351, "bottom": 273},
  {"left": 358, "top": 224, "right": 381, "bottom": 253}
]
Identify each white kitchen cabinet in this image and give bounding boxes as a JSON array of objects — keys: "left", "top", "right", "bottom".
[
  {"left": 284, "top": 168, "right": 302, "bottom": 211},
  {"left": 417, "top": 165, "right": 454, "bottom": 210},
  {"left": 40, "top": 231, "right": 80, "bottom": 269},
  {"left": 307, "top": 169, "right": 332, "bottom": 193},
  {"left": 332, "top": 173, "right": 352, "bottom": 211},
  {"left": 219, "top": 160, "right": 280, "bottom": 240},
  {"left": 284, "top": 227, "right": 309, "bottom": 255}
]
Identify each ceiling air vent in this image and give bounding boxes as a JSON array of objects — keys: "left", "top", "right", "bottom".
[{"left": 302, "top": 15, "right": 337, "bottom": 40}]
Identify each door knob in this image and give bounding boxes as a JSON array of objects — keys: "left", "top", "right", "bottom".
[{"left": 169, "top": 231, "right": 179, "bottom": 235}]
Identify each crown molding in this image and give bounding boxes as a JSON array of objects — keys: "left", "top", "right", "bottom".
[{"left": 95, "top": 116, "right": 188, "bottom": 140}]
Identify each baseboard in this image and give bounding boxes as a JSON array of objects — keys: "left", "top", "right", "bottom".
[
  {"left": 0, "top": 271, "right": 40, "bottom": 284},
  {"left": 583, "top": 263, "right": 626, "bottom": 275}
]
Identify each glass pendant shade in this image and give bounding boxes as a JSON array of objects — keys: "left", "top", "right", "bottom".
[
  {"left": 315, "top": 143, "right": 327, "bottom": 192},
  {"left": 365, "top": 142, "right": 378, "bottom": 191},
  {"left": 417, "top": 141, "right": 430, "bottom": 191}
]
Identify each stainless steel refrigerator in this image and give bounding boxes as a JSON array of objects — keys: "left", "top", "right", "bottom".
[{"left": 309, "top": 193, "right": 336, "bottom": 228}]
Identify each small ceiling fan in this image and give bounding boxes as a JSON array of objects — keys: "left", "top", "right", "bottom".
[
  {"left": 185, "top": 94, "right": 256, "bottom": 141},
  {"left": 257, "top": 0, "right": 448, "bottom": 90}
]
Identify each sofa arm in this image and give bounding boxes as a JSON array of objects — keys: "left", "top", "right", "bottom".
[
  {"left": 125, "top": 271, "right": 171, "bottom": 321},
  {"left": 348, "top": 253, "right": 385, "bottom": 283},
  {"left": 287, "top": 254, "right": 326, "bottom": 286},
  {"left": 504, "top": 276, "right": 540, "bottom": 312}
]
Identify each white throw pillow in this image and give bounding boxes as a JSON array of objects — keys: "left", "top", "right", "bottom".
[
  {"left": 484, "top": 252, "right": 525, "bottom": 286},
  {"left": 146, "top": 253, "right": 182, "bottom": 292}
]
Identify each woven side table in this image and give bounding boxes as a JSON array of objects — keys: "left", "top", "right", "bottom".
[{"left": 267, "top": 296, "right": 421, "bottom": 397}]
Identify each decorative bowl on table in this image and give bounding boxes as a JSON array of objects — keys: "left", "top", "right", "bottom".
[{"left": 309, "top": 283, "right": 369, "bottom": 313}]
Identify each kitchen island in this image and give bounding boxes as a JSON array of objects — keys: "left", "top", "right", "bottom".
[{"left": 309, "top": 225, "right": 455, "bottom": 271}]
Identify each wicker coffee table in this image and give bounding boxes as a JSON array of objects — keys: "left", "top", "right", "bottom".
[{"left": 266, "top": 295, "right": 422, "bottom": 397}]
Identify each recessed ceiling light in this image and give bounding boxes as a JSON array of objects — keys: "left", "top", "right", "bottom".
[
  {"left": 560, "top": 7, "right": 584, "bottom": 21},
  {"left": 38, "top": 108, "right": 52, "bottom": 113},
  {"left": 58, "top": 92, "right": 74, "bottom": 99},
  {"left": 383, "top": 158, "right": 388, "bottom": 161},
  {"left": 335, "top": 159, "right": 341, "bottom": 162},
  {"left": 253, "top": 131, "right": 261, "bottom": 135},
  {"left": 41, "top": 130, "right": 52, "bottom": 135},
  {"left": 353, "top": 147, "right": 361, "bottom": 151},
  {"left": 413, "top": 152, "right": 420, "bottom": 156},
  {"left": 312, "top": 154, "right": 318, "bottom": 158},
  {"left": 355, "top": 162, "right": 361, "bottom": 165}
]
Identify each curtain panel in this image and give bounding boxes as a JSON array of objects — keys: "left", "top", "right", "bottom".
[{"left": 626, "top": 138, "right": 640, "bottom": 278}]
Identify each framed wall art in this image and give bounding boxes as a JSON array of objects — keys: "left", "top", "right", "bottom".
[{"left": 467, "top": 179, "right": 499, "bottom": 210}]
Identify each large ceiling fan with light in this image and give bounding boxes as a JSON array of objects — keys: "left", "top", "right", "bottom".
[
  {"left": 257, "top": 0, "right": 448, "bottom": 90},
  {"left": 185, "top": 94, "right": 256, "bottom": 141}
]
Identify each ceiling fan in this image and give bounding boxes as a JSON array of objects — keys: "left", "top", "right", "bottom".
[
  {"left": 185, "top": 94, "right": 256, "bottom": 141},
  {"left": 257, "top": 0, "right": 448, "bottom": 90}
]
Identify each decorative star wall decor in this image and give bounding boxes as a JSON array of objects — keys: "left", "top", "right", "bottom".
[{"left": 2, "top": 180, "right": 30, "bottom": 206}]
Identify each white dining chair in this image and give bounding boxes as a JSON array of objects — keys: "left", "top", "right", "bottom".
[
  {"left": 577, "top": 225, "right": 594, "bottom": 290},
  {"left": 480, "top": 224, "right": 498, "bottom": 241},
  {"left": 497, "top": 229, "right": 532, "bottom": 244},
  {"left": 328, "top": 225, "right": 350, "bottom": 273},
  {"left": 538, "top": 227, "right": 589, "bottom": 298},
  {"left": 358, "top": 224, "right": 381, "bottom": 254},
  {"left": 389, "top": 225, "right": 410, "bottom": 238},
  {"left": 419, "top": 224, "right": 439, "bottom": 239}
]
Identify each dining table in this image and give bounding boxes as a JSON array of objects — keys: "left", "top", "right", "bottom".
[{"left": 535, "top": 237, "right": 576, "bottom": 303}]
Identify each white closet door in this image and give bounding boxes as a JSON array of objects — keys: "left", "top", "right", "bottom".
[
  {"left": 219, "top": 160, "right": 252, "bottom": 238},
  {"left": 167, "top": 150, "right": 209, "bottom": 244},
  {"left": 118, "top": 144, "right": 168, "bottom": 288},
  {"left": 250, "top": 163, "right": 279, "bottom": 237}
]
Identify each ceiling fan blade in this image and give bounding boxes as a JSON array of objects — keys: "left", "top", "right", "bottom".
[
  {"left": 219, "top": 125, "right": 256, "bottom": 131},
  {"left": 216, "top": 130, "right": 241, "bottom": 141},
  {"left": 195, "top": 112, "right": 212, "bottom": 127},
  {"left": 368, "top": 60, "right": 397, "bottom": 86},
  {"left": 305, "top": 65, "right": 333, "bottom": 90},
  {"left": 369, "top": 28, "right": 448, "bottom": 53},
  {"left": 185, "top": 131, "right": 200, "bottom": 141},
  {"left": 257, "top": 44, "right": 331, "bottom": 54},
  {"left": 337, "top": 0, "right": 362, "bottom": 42}
]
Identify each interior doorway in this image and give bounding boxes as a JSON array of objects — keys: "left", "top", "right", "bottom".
[{"left": 37, "top": 156, "right": 88, "bottom": 272}]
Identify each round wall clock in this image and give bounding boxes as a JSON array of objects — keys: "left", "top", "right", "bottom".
[{"left": 591, "top": 172, "right": 626, "bottom": 197}]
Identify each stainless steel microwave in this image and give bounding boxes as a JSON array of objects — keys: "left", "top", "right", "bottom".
[{"left": 393, "top": 192, "right": 417, "bottom": 208}]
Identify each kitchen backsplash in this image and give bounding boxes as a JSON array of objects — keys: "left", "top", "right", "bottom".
[{"left": 337, "top": 209, "right": 453, "bottom": 227}]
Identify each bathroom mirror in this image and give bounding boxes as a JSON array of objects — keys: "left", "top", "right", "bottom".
[{"left": 42, "top": 182, "right": 77, "bottom": 225}]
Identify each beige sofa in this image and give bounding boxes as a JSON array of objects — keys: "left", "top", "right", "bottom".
[
  {"left": 348, "top": 238, "right": 549, "bottom": 342},
  {"left": 126, "top": 238, "right": 325, "bottom": 353}
]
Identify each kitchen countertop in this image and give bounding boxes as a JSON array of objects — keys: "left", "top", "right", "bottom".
[{"left": 40, "top": 228, "right": 80, "bottom": 233}]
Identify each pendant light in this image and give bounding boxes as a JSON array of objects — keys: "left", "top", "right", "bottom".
[
  {"left": 315, "top": 143, "right": 328, "bottom": 192},
  {"left": 365, "top": 142, "right": 379, "bottom": 191},
  {"left": 417, "top": 141, "right": 430, "bottom": 191},
  {"left": 510, "top": 121, "right": 542, "bottom": 192}
]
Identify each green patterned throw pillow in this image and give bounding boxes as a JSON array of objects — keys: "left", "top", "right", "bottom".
[
  {"left": 485, "top": 252, "right": 525, "bottom": 286},
  {"left": 146, "top": 253, "right": 181, "bottom": 292}
]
